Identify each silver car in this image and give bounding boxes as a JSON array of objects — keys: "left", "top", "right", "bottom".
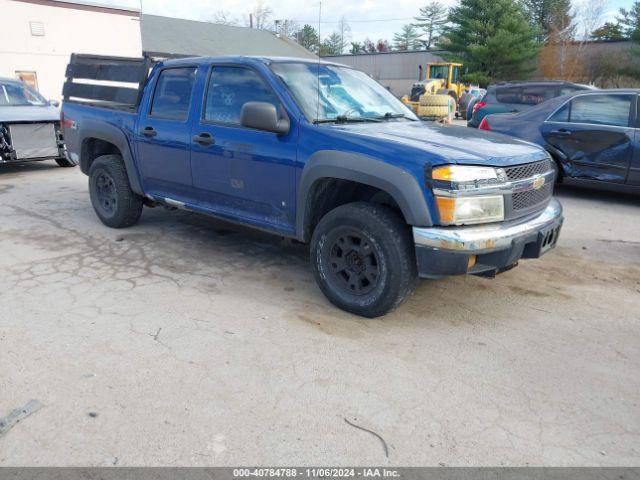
[{"left": 0, "top": 77, "right": 74, "bottom": 167}]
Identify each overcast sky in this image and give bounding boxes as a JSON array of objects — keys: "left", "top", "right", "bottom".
[{"left": 109, "top": 0, "right": 635, "bottom": 43}]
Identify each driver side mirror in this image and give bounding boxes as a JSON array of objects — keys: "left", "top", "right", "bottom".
[
  {"left": 240, "top": 102, "right": 289, "bottom": 135},
  {"left": 49, "top": 99, "right": 60, "bottom": 107}
]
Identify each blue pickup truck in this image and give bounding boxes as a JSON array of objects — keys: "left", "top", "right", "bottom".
[{"left": 61, "top": 54, "right": 563, "bottom": 317}]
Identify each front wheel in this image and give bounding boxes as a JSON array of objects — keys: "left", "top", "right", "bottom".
[{"left": 310, "top": 202, "right": 418, "bottom": 318}]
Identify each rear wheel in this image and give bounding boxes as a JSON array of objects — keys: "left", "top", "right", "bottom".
[
  {"left": 310, "top": 202, "right": 418, "bottom": 318},
  {"left": 89, "top": 154, "right": 143, "bottom": 228}
]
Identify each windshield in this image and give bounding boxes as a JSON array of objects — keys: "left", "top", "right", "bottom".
[
  {"left": 429, "top": 65, "right": 449, "bottom": 80},
  {"left": 0, "top": 81, "right": 48, "bottom": 106},
  {"left": 270, "top": 63, "right": 417, "bottom": 122}
]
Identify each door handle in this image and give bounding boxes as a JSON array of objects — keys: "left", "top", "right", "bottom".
[
  {"left": 551, "top": 129, "right": 572, "bottom": 137},
  {"left": 193, "top": 132, "right": 215, "bottom": 146},
  {"left": 141, "top": 126, "right": 157, "bottom": 137}
]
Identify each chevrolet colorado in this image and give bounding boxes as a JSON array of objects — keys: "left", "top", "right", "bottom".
[{"left": 61, "top": 54, "right": 563, "bottom": 317}]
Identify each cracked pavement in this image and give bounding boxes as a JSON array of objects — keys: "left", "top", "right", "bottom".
[{"left": 0, "top": 162, "right": 639, "bottom": 466}]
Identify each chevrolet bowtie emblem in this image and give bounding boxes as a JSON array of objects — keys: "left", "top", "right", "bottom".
[{"left": 532, "top": 176, "right": 545, "bottom": 190}]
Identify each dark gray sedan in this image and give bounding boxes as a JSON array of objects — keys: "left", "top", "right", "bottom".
[{"left": 479, "top": 89, "right": 640, "bottom": 193}]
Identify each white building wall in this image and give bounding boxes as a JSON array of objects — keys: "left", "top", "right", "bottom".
[{"left": 0, "top": 0, "right": 142, "bottom": 100}]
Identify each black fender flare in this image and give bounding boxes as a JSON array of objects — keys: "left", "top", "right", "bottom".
[
  {"left": 296, "top": 151, "right": 433, "bottom": 240},
  {"left": 78, "top": 119, "right": 143, "bottom": 195}
]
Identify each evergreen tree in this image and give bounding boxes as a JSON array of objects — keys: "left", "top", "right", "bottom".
[
  {"left": 413, "top": 2, "right": 449, "bottom": 49},
  {"left": 393, "top": 24, "right": 422, "bottom": 50},
  {"left": 445, "top": 0, "right": 539, "bottom": 81},
  {"left": 521, "top": 0, "right": 573, "bottom": 42},
  {"left": 591, "top": 22, "right": 625, "bottom": 41},
  {"left": 350, "top": 42, "right": 364, "bottom": 54},
  {"left": 295, "top": 25, "right": 320, "bottom": 53},
  {"left": 319, "top": 32, "right": 344, "bottom": 56},
  {"left": 617, "top": 1, "right": 640, "bottom": 42}
]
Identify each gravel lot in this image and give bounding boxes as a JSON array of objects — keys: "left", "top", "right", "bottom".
[{"left": 1, "top": 161, "right": 639, "bottom": 466}]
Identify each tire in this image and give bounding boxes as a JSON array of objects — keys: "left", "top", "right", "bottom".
[
  {"left": 55, "top": 157, "right": 76, "bottom": 167},
  {"left": 310, "top": 202, "right": 418, "bottom": 318},
  {"left": 417, "top": 105, "right": 450, "bottom": 119},
  {"left": 419, "top": 94, "right": 450, "bottom": 107},
  {"left": 88, "top": 154, "right": 143, "bottom": 228}
]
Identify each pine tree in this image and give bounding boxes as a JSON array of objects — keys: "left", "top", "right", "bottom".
[
  {"left": 413, "top": 1, "right": 449, "bottom": 49},
  {"left": 446, "top": 0, "right": 539, "bottom": 81},
  {"left": 617, "top": 1, "right": 640, "bottom": 42},
  {"left": 521, "top": 0, "right": 574, "bottom": 42},
  {"left": 319, "top": 33, "right": 344, "bottom": 56},
  {"left": 591, "top": 22, "right": 624, "bottom": 41},
  {"left": 295, "top": 25, "right": 320, "bottom": 53},
  {"left": 393, "top": 24, "right": 422, "bottom": 51},
  {"left": 350, "top": 42, "right": 364, "bottom": 54}
]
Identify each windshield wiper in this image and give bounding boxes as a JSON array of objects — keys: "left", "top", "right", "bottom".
[
  {"left": 376, "top": 112, "right": 416, "bottom": 121},
  {"left": 313, "top": 115, "right": 382, "bottom": 124}
]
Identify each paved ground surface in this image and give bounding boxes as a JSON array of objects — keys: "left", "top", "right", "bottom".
[{"left": 0, "top": 161, "right": 639, "bottom": 466}]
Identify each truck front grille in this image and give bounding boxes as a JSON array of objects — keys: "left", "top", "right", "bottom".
[
  {"left": 512, "top": 183, "right": 553, "bottom": 211},
  {"left": 503, "top": 159, "right": 555, "bottom": 220},
  {"left": 504, "top": 159, "right": 552, "bottom": 182}
]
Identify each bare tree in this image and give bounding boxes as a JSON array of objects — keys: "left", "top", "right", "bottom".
[
  {"left": 244, "top": 1, "right": 273, "bottom": 30},
  {"left": 337, "top": 16, "right": 352, "bottom": 53},
  {"left": 539, "top": 0, "right": 605, "bottom": 81},
  {"left": 211, "top": 10, "right": 238, "bottom": 26},
  {"left": 275, "top": 19, "right": 300, "bottom": 38}
]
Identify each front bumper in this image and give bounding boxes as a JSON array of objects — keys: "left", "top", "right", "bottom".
[{"left": 413, "top": 199, "right": 563, "bottom": 278}]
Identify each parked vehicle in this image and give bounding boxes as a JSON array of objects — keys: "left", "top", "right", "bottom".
[
  {"left": 479, "top": 89, "right": 640, "bottom": 193},
  {"left": 459, "top": 87, "right": 486, "bottom": 120},
  {"left": 0, "top": 77, "right": 73, "bottom": 167},
  {"left": 467, "top": 81, "right": 594, "bottom": 128},
  {"left": 62, "top": 54, "right": 563, "bottom": 317},
  {"left": 401, "top": 63, "right": 468, "bottom": 120}
]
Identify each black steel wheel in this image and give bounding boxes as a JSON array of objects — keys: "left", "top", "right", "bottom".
[
  {"left": 94, "top": 171, "right": 118, "bottom": 216},
  {"left": 311, "top": 202, "right": 418, "bottom": 318},
  {"left": 326, "top": 229, "right": 381, "bottom": 296}
]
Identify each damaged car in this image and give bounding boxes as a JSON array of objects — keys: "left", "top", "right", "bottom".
[
  {"left": 479, "top": 89, "right": 640, "bottom": 193},
  {"left": 0, "top": 77, "right": 74, "bottom": 167}
]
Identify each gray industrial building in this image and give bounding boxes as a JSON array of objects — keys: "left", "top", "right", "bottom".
[
  {"left": 324, "top": 50, "right": 447, "bottom": 97},
  {"left": 141, "top": 14, "right": 317, "bottom": 60}
]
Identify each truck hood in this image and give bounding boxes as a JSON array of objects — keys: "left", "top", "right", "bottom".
[
  {"left": 0, "top": 105, "right": 60, "bottom": 123},
  {"left": 330, "top": 120, "right": 549, "bottom": 166}
]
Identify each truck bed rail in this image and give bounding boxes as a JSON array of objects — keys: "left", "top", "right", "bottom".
[{"left": 62, "top": 54, "right": 154, "bottom": 109}]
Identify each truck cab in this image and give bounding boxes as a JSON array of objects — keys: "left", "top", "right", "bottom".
[{"left": 61, "top": 54, "right": 563, "bottom": 318}]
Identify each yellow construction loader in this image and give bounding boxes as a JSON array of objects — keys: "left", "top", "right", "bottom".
[{"left": 401, "top": 62, "right": 467, "bottom": 120}]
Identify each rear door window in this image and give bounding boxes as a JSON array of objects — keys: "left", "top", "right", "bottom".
[
  {"left": 521, "top": 86, "right": 555, "bottom": 105},
  {"left": 495, "top": 87, "right": 522, "bottom": 104},
  {"left": 548, "top": 102, "right": 570, "bottom": 122},
  {"left": 495, "top": 86, "right": 557, "bottom": 105},
  {"left": 569, "top": 94, "right": 632, "bottom": 127},
  {"left": 150, "top": 67, "right": 197, "bottom": 121}
]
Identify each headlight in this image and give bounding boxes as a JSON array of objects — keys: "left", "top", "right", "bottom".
[
  {"left": 435, "top": 195, "right": 505, "bottom": 225},
  {"left": 432, "top": 165, "right": 506, "bottom": 190},
  {"left": 431, "top": 165, "right": 506, "bottom": 225}
]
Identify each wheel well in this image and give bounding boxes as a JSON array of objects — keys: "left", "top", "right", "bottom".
[
  {"left": 302, "top": 178, "right": 405, "bottom": 242},
  {"left": 80, "top": 138, "right": 122, "bottom": 173}
]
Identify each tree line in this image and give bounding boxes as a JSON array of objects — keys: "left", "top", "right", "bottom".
[{"left": 210, "top": 0, "right": 640, "bottom": 86}]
